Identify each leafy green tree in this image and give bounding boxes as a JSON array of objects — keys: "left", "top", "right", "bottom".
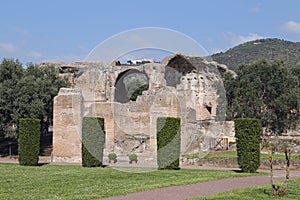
[
  {"left": 0, "top": 59, "right": 69, "bottom": 137},
  {"left": 225, "top": 60, "right": 300, "bottom": 134},
  {"left": 290, "top": 64, "right": 300, "bottom": 84},
  {"left": 0, "top": 59, "right": 24, "bottom": 136},
  {"left": 21, "top": 63, "right": 70, "bottom": 132}
]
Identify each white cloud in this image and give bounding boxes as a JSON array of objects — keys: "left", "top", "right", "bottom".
[
  {"left": 250, "top": 6, "right": 260, "bottom": 13},
  {"left": 283, "top": 21, "right": 300, "bottom": 35},
  {"left": 206, "top": 33, "right": 264, "bottom": 54},
  {"left": 26, "top": 51, "right": 43, "bottom": 59},
  {"left": 209, "top": 47, "right": 225, "bottom": 54},
  {"left": 225, "top": 32, "right": 264, "bottom": 47},
  {"left": 0, "top": 42, "right": 45, "bottom": 63},
  {"left": 0, "top": 43, "right": 18, "bottom": 53},
  {"left": 45, "top": 54, "right": 85, "bottom": 63}
]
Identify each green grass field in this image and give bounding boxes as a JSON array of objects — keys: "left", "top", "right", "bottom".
[
  {"left": 192, "top": 179, "right": 300, "bottom": 200},
  {"left": 0, "top": 163, "right": 259, "bottom": 200},
  {"left": 185, "top": 151, "right": 300, "bottom": 160}
]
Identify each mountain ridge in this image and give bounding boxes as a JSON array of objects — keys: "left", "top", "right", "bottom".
[{"left": 210, "top": 38, "right": 300, "bottom": 71}]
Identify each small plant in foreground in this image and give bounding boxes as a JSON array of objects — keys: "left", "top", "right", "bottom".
[
  {"left": 108, "top": 152, "right": 117, "bottom": 164},
  {"left": 129, "top": 153, "right": 138, "bottom": 164}
]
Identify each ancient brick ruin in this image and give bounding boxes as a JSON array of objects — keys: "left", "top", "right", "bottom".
[{"left": 52, "top": 53, "right": 236, "bottom": 165}]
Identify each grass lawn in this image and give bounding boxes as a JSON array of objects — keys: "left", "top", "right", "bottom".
[
  {"left": 203, "top": 151, "right": 237, "bottom": 159},
  {"left": 0, "top": 163, "right": 260, "bottom": 200},
  {"left": 192, "top": 179, "right": 300, "bottom": 200},
  {"left": 185, "top": 151, "right": 300, "bottom": 161}
]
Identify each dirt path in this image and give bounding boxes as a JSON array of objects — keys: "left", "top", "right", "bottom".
[{"left": 102, "top": 169, "right": 300, "bottom": 200}]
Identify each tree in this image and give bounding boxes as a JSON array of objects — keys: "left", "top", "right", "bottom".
[
  {"left": 20, "top": 63, "right": 70, "bottom": 132},
  {"left": 290, "top": 63, "right": 300, "bottom": 128},
  {"left": 0, "top": 59, "right": 24, "bottom": 136},
  {"left": 0, "top": 59, "right": 69, "bottom": 137},
  {"left": 225, "top": 60, "right": 300, "bottom": 134},
  {"left": 290, "top": 64, "right": 300, "bottom": 81}
]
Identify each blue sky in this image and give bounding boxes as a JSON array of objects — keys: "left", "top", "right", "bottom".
[{"left": 0, "top": 0, "right": 300, "bottom": 64}]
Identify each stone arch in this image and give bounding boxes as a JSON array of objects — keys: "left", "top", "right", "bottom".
[
  {"left": 114, "top": 68, "right": 149, "bottom": 103},
  {"left": 161, "top": 54, "right": 198, "bottom": 87}
]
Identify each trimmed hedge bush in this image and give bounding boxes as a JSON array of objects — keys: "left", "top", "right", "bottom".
[
  {"left": 157, "top": 117, "right": 181, "bottom": 169},
  {"left": 18, "top": 118, "right": 40, "bottom": 166},
  {"left": 234, "top": 118, "right": 262, "bottom": 173},
  {"left": 82, "top": 117, "right": 105, "bottom": 167}
]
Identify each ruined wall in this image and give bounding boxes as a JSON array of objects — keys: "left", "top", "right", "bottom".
[
  {"left": 52, "top": 53, "right": 234, "bottom": 164},
  {"left": 52, "top": 88, "right": 83, "bottom": 163}
]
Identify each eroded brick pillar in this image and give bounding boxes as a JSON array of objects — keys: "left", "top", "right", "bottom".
[{"left": 52, "top": 88, "right": 83, "bottom": 163}]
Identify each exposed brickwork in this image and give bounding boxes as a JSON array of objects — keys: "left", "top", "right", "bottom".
[{"left": 52, "top": 54, "right": 235, "bottom": 164}]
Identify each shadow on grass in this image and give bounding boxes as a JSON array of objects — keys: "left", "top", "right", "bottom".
[
  {"left": 263, "top": 189, "right": 272, "bottom": 195},
  {"left": 232, "top": 169, "right": 261, "bottom": 174},
  {"left": 37, "top": 162, "right": 50, "bottom": 166},
  {"left": 232, "top": 169, "right": 243, "bottom": 173}
]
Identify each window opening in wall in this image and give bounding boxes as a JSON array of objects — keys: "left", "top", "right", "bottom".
[
  {"left": 115, "top": 69, "right": 149, "bottom": 103},
  {"left": 205, "top": 105, "right": 212, "bottom": 115}
]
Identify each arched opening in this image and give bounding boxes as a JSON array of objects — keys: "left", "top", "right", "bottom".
[
  {"left": 114, "top": 69, "right": 149, "bottom": 103},
  {"left": 164, "top": 54, "right": 197, "bottom": 87}
]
